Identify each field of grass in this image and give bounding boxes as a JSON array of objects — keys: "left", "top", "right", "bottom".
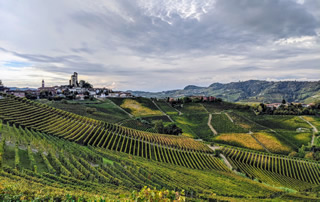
[
  {"left": 120, "top": 119, "right": 157, "bottom": 133},
  {"left": 238, "top": 114, "right": 312, "bottom": 131},
  {"left": 214, "top": 133, "right": 265, "bottom": 151},
  {"left": 229, "top": 112, "right": 266, "bottom": 132},
  {"left": 177, "top": 103, "right": 208, "bottom": 114},
  {"left": 302, "top": 116, "right": 320, "bottom": 131},
  {"left": 120, "top": 99, "right": 162, "bottom": 117},
  {"left": 211, "top": 113, "right": 248, "bottom": 133},
  {"left": 142, "top": 115, "right": 172, "bottom": 123},
  {"left": 252, "top": 132, "right": 292, "bottom": 154},
  {"left": 48, "top": 101, "right": 129, "bottom": 123},
  {"left": 171, "top": 114, "right": 212, "bottom": 140},
  {"left": 154, "top": 100, "right": 179, "bottom": 115}
]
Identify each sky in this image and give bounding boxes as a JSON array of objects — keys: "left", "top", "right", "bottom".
[{"left": 0, "top": 0, "right": 319, "bottom": 91}]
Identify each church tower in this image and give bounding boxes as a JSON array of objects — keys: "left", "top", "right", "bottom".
[{"left": 42, "top": 79, "right": 45, "bottom": 88}]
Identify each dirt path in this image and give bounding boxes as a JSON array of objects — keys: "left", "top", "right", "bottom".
[
  {"left": 299, "top": 116, "right": 318, "bottom": 146},
  {"left": 208, "top": 145, "right": 233, "bottom": 170},
  {"left": 200, "top": 104, "right": 209, "bottom": 114},
  {"left": 165, "top": 102, "right": 183, "bottom": 115},
  {"left": 248, "top": 131, "right": 271, "bottom": 153},
  {"left": 207, "top": 114, "right": 218, "bottom": 135},
  {"left": 152, "top": 100, "right": 174, "bottom": 122},
  {"left": 225, "top": 113, "right": 234, "bottom": 123}
]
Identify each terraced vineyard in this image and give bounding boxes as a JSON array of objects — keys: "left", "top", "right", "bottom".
[
  {"left": 222, "top": 146, "right": 320, "bottom": 191},
  {"left": 2, "top": 94, "right": 320, "bottom": 200},
  {"left": 0, "top": 120, "right": 288, "bottom": 200},
  {"left": 0, "top": 95, "right": 228, "bottom": 171}
]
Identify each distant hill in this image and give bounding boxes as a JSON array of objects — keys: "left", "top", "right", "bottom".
[{"left": 129, "top": 80, "right": 320, "bottom": 103}]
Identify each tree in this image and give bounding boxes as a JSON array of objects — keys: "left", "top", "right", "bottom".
[
  {"left": 80, "top": 80, "right": 93, "bottom": 88},
  {"left": 154, "top": 120, "right": 164, "bottom": 134},
  {"left": 282, "top": 99, "right": 286, "bottom": 104},
  {"left": 163, "top": 123, "right": 182, "bottom": 135}
]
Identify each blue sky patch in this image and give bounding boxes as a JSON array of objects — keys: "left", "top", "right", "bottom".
[{"left": 4, "top": 61, "right": 31, "bottom": 67}]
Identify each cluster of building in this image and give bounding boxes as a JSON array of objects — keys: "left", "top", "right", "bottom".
[
  {"left": 0, "top": 72, "right": 132, "bottom": 100},
  {"left": 265, "top": 102, "right": 312, "bottom": 110}
]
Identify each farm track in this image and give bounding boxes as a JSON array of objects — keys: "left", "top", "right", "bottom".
[
  {"left": 225, "top": 113, "right": 234, "bottom": 123},
  {"left": 208, "top": 114, "right": 218, "bottom": 135},
  {"left": 208, "top": 145, "right": 233, "bottom": 171},
  {"left": 165, "top": 102, "right": 183, "bottom": 115},
  {"left": 299, "top": 116, "right": 318, "bottom": 146},
  {"left": 249, "top": 131, "right": 271, "bottom": 153},
  {"left": 152, "top": 100, "right": 174, "bottom": 122},
  {"left": 200, "top": 104, "right": 209, "bottom": 114},
  {"left": 232, "top": 112, "right": 299, "bottom": 150}
]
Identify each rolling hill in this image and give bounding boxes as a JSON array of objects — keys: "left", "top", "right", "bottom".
[
  {"left": 1, "top": 93, "right": 320, "bottom": 200},
  {"left": 129, "top": 80, "right": 320, "bottom": 103}
]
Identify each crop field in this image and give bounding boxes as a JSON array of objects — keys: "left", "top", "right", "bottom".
[
  {"left": 202, "top": 102, "right": 246, "bottom": 113},
  {"left": 240, "top": 114, "right": 312, "bottom": 131},
  {"left": 229, "top": 112, "right": 266, "bottom": 132},
  {"left": 171, "top": 114, "right": 212, "bottom": 140},
  {"left": 120, "top": 119, "right": 157, "bottom": 133},
  {"left": 154, "top": 100, "right": 179, "bottom": 115},
  {"left": 178, "top": 103, "right": 208, "bottom": 114},
  {"left": 302, "top": 116, "right": 320, "bottom": 131},
  {"left": 48, "top": 101, "right": 129, "bottom": 123},
  {"left": 0, "top": 95, "right": 220, "bottom": 168},
  {"left": 223, "top": 147, "right": 320, "bottom": 191},
  {"left": 120, "top": 99, "right": 163, "bottom": 117},
  {"left": 108, "top": 98, "right": 163, "bottom": 117},
  {"left": 252, "top": 132, "right": 292, "bottom": 154},
  {"left": 214, "top": 133, "right": 266, "bottom": 151},
  {"left": 1, "top": 94, "right": 320, "bottom": 200},
  {"left": 0, "top": 121, "right": 285, "bottom": 201},
  {"left": 142, "top": 115, "right": 172, "bottom": 123},
  {"left": 211, "top": 113, "right": 248, "bottom": 133}
]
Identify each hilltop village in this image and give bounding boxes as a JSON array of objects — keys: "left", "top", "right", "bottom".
[{"left": 0, "top": 72, "right": 132, "bottom": 100}]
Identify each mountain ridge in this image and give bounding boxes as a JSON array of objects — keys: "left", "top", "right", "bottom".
[{"left": 129, "top": 80, "right": 320, "bottom": 103}]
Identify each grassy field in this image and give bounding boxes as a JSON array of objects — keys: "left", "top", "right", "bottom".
[
  {"left": 120, "top": 119, "right": 157, "bottom": 133},
  {"left": 154, "top": 100, "right": 179, "bottom": 115},
  {"left": 214, "top": 133, "right": 265, "bottom": 151},
  {"left": 48, "top": 100, "right": 129, "bottom": 123},
  {"left": 120, "top": 99, "right": 162, "bottom": 117},
  {"left": 302, "top": 116, "right": 320, "bottom": 131},
  {"left": 252, "top": 132, "right": 292, "bottom": 154},
  {"left": 177, "top": 103, "right": 208, "bottom": 114},
  {"left": 211, "top": 113, "right": 248, "bottom": 133},
  {"left": 171, "top": 114, "right": 212, "bottom": 139},
  {"left": 108, "top": 98, "right": 163, "bottom": 117}
]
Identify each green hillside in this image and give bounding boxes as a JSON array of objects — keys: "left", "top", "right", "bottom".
[
  {"left": 1, "top": 94, "right": 320, "bottom": 200},
  {"left": 130, "top": 80, "right": 320, "bottom": 103}
]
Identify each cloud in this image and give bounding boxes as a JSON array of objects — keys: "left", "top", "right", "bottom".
[{"left": 0, "top": 0, "right": 319, "bottom": 91}]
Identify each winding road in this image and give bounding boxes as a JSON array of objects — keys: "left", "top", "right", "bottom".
[
  {"left": 207, "top": 114, "right": 218, "bottom": 135},
  {"left": 299, "top": 116, "right": 318, "bottom": 146}
]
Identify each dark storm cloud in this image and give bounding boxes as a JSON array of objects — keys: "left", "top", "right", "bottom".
[{"left": 69, "top": 0, "right": 319, "bottom": 57}]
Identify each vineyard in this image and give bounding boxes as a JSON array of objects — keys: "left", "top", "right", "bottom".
[
  {"left": 2, "top": 94, "right": 320, "bottom": 200},
  {"left": 0, "top": 94, "right": 226, "bottom": 171},
  {"left": 0, "top": 118, "right": 287, "bottom": 200},
  {"left": 222, "top": 146, "right": 320, "bottom": 191},
  {"left": 210, "top": 113, "right": 248, "bottom": 133}
]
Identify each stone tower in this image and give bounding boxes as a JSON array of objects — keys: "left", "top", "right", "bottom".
[
  {"left": 42, "top": 79, "right": 45, "bottom": 88},
  {"left": 70, "top": 72, "right": 79, "bottom": 87}
]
